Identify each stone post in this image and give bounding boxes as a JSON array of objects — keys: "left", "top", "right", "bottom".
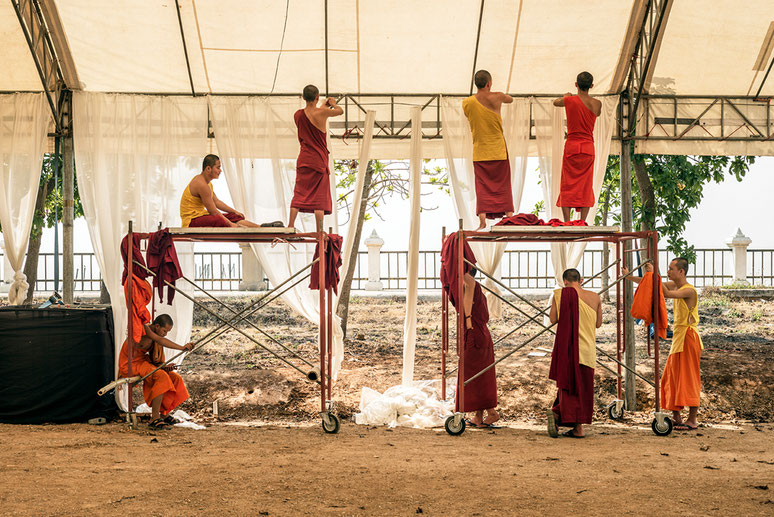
[
  {"left": 726, "top": 228, "right": 751, "bottom": 284},
  {"left": 364, "top": 229, "right": 384, "bottom": 291},
  {"left": 239, "top": 243, "right": 267, "bottom": 291}
]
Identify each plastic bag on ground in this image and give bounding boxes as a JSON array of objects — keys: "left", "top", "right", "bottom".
[{"left": 354, "top": 379, "right": 454, "bottom": 429}]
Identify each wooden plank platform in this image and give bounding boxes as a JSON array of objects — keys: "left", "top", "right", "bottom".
[
  {"left": 168, "top": 227, "right": 297, "bottom": 235},
  {"left": 487, "top": 225, "right": 620, "bottom": 234}
]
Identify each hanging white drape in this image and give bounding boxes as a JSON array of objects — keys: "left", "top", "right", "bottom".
[
  {"left": 339, "top": 110, "right": 376, "bottom": 292},
  {"left": 209, "top": 96, "right": 345, "bottom": 377},
  {"left": 0, "top": 93, "right": 49, "bottom": 304},
  {"left": 440, "top": 96, "right": 531, "bottom": 317},
  {"left": 73, "top": 92, "right": 203, "bottom": 408},
  {"left": 534, "top": 96, "right": 618, "bottom": 283},
  {"left": 401, "top": 107, "right": 423, "bottom": 385}
]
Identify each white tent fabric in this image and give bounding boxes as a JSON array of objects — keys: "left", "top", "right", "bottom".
[
  {"left": 339, "top": 111, "right": 376, "bottom": 293},
  {"left": 401, "top": 107, "right": 422, "bottom": 385},
  {"left": 0, "top": 93, "right": 49, "bottom": 304},
  {"left": 72, "top": 92, "right": 201, "bottom": 408},
  {"left": 440, "top": 96, "right": 531, "bottom": 317},
  {"left": 209, "top": 96, "right": 345, "bottom": 377},
  {"left": 534, "top": 96, "right": 618, "bottom": 284}
]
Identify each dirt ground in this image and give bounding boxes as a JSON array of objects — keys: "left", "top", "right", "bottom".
[{"left": 2, "top": 290, "right": 773, "bottom": 515}]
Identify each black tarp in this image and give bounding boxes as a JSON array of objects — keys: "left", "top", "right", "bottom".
[{"left": 0, "top": 306, "right": 118, "bottom": 424}]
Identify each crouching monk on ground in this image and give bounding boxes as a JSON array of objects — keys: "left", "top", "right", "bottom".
[
  {"left": 625, "top": 258, "right": 703, "bottom": 430},
  {"left": 547, "top": 268, "right": 602, "bottom": 438},
  {"left": 457, "top": 270, "right": 500, "bottom": 427},
  {"left": 119, "top": 313, "right": 193, "bottom": 429},
  {"left": 180, "top": 154, "right": 260, "bottom": 228}
]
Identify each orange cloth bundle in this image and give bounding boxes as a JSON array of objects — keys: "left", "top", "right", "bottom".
[
  {"left": 124, "top": 275, "right": 153, "bottom": 343},
  {"left": 631, "top": 271, "right": 668, "bottom": 339}
]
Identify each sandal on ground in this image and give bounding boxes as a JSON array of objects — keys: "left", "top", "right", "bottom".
[
  {"left": 149, "top": 418, "right": 170, "bottom": 430},
  {"left": 562, "top": 430, "right": 585, "bottom": 438},
  {"left": 163, "top": 414, "right": 177, "bottom": 425},
  {"left": 674, "top": 423, "right": 697, "bottom": 431},
  {"left": 546, "top": 409, "right": 559, "bottom": 438},
  {"left": 465, "top": 419, "right": 482, "bottom": 428}
]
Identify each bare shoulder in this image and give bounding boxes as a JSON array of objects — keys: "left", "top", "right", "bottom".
[
  {"left": 591, "top": 97, "right": 603, "bottom": 115},
  {"left": 188, "top": 175, "right": 205, "bottom": 195}
]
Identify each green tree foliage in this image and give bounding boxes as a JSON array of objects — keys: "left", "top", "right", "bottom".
[{"left": 596, "top": 152, "right": 754, "bottom": 263}]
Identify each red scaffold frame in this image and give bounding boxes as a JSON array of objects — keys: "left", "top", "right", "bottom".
[
  {"left": 121, "top": 222, "right": 338, "bottom": 433},
  {"left": 440, "top": 224, "right": 672, "bottom": 436}
]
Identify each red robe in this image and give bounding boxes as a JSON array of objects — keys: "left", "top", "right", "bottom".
[
  {"left": 146, "top": 228, "right": 183, "bottom": 304},
  {"left": 549, "top": 287, "right": 594, "bottom": 425},
  {"left": 455, "top": 282, "right": 498, "bottom": 412},
  {"left": 558, "top": 95, "right": 597, "bottom": 209},
  {"left": 440, "top": 232, "right": 477, "bottom": 309},
  {"left": 309, "top": 234, "right": 343, "bottom": 294},
  {"left": 292, "top": 109, "right": 332, "bottom": 214},
  {"left": 189, "top": 212, "right": 244, "bottom": 227},
  {"left": 474, "top": 159, "right": 514, "bottom": 219}
]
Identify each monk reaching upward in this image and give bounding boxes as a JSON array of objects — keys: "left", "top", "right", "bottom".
[
  {"left": 553, "top": 72, "right": 602, "bottom": 223},
  {"left": 288, "top": 84, "right": 343, "bottom": 232},
  {"left": 462, "top": 70, "right": 515, "bottom": 230},
  {"left": 180, "top": 154, "right": 259, "bottom": 228},
  {"left": 624, "top": 258, "right": 703, "bottom": 431},
  {"left": 547, "top": 268, "right": 602, "bottom": 438}
]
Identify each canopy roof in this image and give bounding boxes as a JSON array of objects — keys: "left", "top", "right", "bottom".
[{"left": 2, "top": 0, "right": 771, "bottom": 97}]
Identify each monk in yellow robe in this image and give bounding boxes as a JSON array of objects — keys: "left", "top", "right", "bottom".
[
  {"left": 462, "top": 70, "right": 514, "bottom": 230},
  {"left": 626, "top": 258, "right": 702, "bottom": 430},
  {"left": 119, "top": 313, "right": 194, "bottom": 429},
  {"left": 547, "top": 268, "right": 602, "bottom": 438},
  {"left": 180, "top": 154, "right": 260, "bottom": 228}
]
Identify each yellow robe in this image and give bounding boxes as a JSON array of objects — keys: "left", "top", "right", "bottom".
[
  {"left": 462, "top": 96, "right": 507, "bottom": 162},
  {"left": 670, "top": 283, "right": 703, "bottom": 354},
  {"left": 179, "top": 181, "right": 213, "bottom": 227}
]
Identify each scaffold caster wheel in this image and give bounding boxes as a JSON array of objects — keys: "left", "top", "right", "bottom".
[
  {"left": 321, "top": 412, "right": 340, "bottom": 434},
  {"left": 444, "top": 415, "right": 466, "bottom": 436},
  {"left": 651, "top": 416, "right": 673, "bottom": 436},
  {"left": 607, "top": 401, "right": 624, "bottom": 420}
]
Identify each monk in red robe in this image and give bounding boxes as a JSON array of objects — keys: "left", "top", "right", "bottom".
[
  {"left": 462, "top": 70, "right": 515, "bottom": 230},
  {"left": 180, "top": 154, "right": 260, "bottom": 228},
  {"left": 552, "top": 72, "right": 602, "bottom": 223},
  {"left": 625, "top": 258, "right": 703, "bottom": 430},
  {"left": 547, "top": 268, "right": 602, "bottom": 438},
  {"left": 288, "top": 84, "right": 343, "bottom": 232}
]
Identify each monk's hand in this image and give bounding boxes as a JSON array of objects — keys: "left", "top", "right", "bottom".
[
  {"left": 183, "top": 342, "right": 194, "bottom": 352},
  {"left": 643, "top": 262, "right": 654, "bottom": 273},
  {"left": 325, "top": 97, "right": 337, "bottom": 107}
]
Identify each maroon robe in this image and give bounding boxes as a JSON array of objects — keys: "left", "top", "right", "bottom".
[
  {"left": 292, "top": 109, "right": 332, "bottom": 214},
  {"left": 548, "top": 286, "right": 594, "bottom": 425},
  {"left": 474, "top": 159, "right": 514, "bottom": 219},
  {"left": 309, "top": 234, "right": 343, "bottom": 294},
  {"left": 146, "top": 228, "right": 182, "bottom": 304},
  {"left": 454, "top": 282, "right": 498, "bottom": 412},
  {"left": 440, "top": 231, "right": 477, "bottom": 308}
]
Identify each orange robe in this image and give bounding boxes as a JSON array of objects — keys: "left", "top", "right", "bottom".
[
  {"left": 631, "top": 271, "right": 668, "bottom": 339},
  {"left": 558, "top": 95, "right": 596, "bottom": 208},
  {"left": 661, "top": 284, "right": 703, "bottom": 410}
]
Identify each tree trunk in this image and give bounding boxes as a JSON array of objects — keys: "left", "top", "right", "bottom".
[
  {"left": 600, "top": 184, "right": 612, "bottom": 302},
  {"left": 336, "top": 161, "right": 375, "bottom": 338},
  {"left": 22, "top": 180, "right": 49, "bottom": 305},
  {"left": 633, "top": 157, "right": 656, "bottom": 260}
]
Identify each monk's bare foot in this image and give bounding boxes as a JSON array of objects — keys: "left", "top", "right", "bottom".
[
  {"left": 483, "top": 409, "right": 500, "bottom": 425},
  {"left": 475, "top": 224, "right": 486, "bottom": 231}
]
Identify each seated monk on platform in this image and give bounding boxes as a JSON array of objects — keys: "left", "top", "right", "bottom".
[
  {"left": 462, "top": 70, "right": 515, "bottom": 230},
  {"left": 552, "top": 72, "right": 602, "bottom": 223},
  {"left": 625, "top": 258, "right": 703, "bottom": 431},
  {"left": 457, "top": 269, "right": 500, "bottom": 428},
  {"left": 547, "top": 268, "right": 602, "bottom": 438},
  {"left": 288, "top": 84, "right": 343, "bottom": 232},
  {"left": 119, "top": 314, "right": 194, "bottom": 429},
  {"left": 180, "top": 154, "right": 259, "bottom": 228}
]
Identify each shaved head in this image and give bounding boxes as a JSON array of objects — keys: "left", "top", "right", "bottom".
[
  {"left": 672, "top": 257, "right": 689, "bottom": 275},
  {"left": 563, "top": 268, "right": 581, "bottom": 283},
  {"left": 303, "top": 84, "right": 319, "bottom": 102},
  {"left": 474, "top": 70, "right": 492, "bottom": 89},
  {"left": 576, "top": 71, "right": 593, "bottom": 91}
]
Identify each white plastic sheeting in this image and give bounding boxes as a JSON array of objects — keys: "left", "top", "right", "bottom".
[
  {"left": 354, "top": 380, "right": 454, "bottom": 429},
  {"left": 72, "top": 92, "right": 200, "bottom": 409},
  {"left": 209, "top": 96, "right": 346, "bottom": 377},
  {"left": 0, "top": 93, "right": 49, "bottom": 304},
  {"left": 441, "top": 96, "right": 531, "bottom": 318}
]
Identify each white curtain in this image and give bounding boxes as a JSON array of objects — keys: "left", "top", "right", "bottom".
[
  {"left": 209, "top": 96, "right": 345, "bottom": 377},
  {"left": 440, "top": 96, "right": 531, "bottom": 317},
  {"left": 0, "top": 93, "right": 49, "bottom": 304},
  {"left": 73, "top": 92, "right": 203, "bottom": 408},
  {"left": 534, "top": 96, "right": 618, "bottom": 283},
  {"left": 402, "top": 107, "right": 423, "bottom": 385}
]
